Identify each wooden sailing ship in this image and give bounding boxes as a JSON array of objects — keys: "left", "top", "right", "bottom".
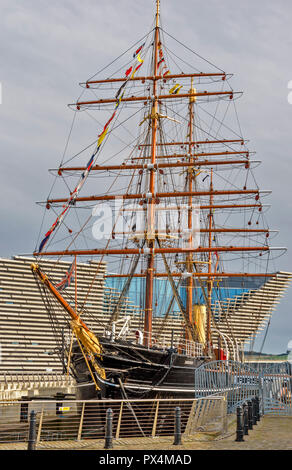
[{"left": 31, "top": 1, "right": 291, "bottom": 399}]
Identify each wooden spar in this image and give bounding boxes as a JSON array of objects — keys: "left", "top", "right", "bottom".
[
  {"left": 132, "top": 151, "right": 250, "bottom": 160},
  {"left": 105, "top": 272, "right": 275, "bottom": 278},
  {"left": 143, "top": 4, "right": 160, "bottom": 347},
  {"left": 104, "top": 228, "right": 271, "bottom": 234},
  {"left": 73, "top": 91, "right": 239, "bottom": 108},
  {"left": 31, "top": 263, "right": 105, "bottom": 382},
  {"left": 186, "top": 77, "right": 194, "bottom": 340},
  {"left": 82, "top": 72, "right": 227, "bottom": 87},
  {"left": 56, "top": 159, "right": 253, "bottom": 173},
  {"left": 46, "top": 189, "right": 261, "bottom": 204},
  {"left": 117, "top": 204, "right": 264, "bottom": 211},
  {"left": 34, "top": 246, "right": 270, "bottom": 257},
  {"left": 31, "top": 263, "right": 90, "bottom": 331},
  {"left": 139, "top": 139, "right": 245, "bottom": 147},
  {"left": 44, "top": 202, "right": 263, "bottom": 211}
]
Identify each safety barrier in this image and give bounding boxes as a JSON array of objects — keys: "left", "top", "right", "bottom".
[
  {"left": 194, "top": 360, "right": 292, "bottom": 415},
  {"left": 0, "top": 396, "right": 227, "bottom": 447}
]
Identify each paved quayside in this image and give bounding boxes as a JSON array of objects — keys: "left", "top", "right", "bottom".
[{"left": 0, "top": 416, "right": 291, "bottom": 450}]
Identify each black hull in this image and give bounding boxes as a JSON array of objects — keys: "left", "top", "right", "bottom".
[{"left": 71, "top": 337, "right": 209, "bottom": 400}]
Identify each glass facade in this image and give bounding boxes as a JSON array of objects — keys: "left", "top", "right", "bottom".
[{"left": 105, "top": 276, "right": 267, "bottom": 318}]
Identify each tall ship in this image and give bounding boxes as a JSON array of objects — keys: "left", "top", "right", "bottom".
[{"left": 31, "top": 1, "right": 291, "bottom": 399}]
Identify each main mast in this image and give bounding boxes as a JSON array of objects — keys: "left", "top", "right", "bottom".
[
  {"left": 185, "top": 78, "right": 195, "bottom": 340},
  {"left": 143, "top": 0, "right": 160, "bottom": 347}
]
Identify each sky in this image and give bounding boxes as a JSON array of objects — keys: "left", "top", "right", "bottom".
[{"left": 0, "top": 0, "right": 292, "bottom": 354}]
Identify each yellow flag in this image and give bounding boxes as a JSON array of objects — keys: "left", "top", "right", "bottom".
[
  {"left": 169, "top": 83, "right": 182, "bottom": 94},
  {"left": 137, "top": 53, "right": 143, "bottom": 63},
  {"left": 97, "top": 128, "right": 108, "bottom": 146}
]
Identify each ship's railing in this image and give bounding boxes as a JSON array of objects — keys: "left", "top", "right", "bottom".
[
  {"left": 0, "top": 396, "right": 228, "bottom": 448},
  {"left": 141, "top": 332, "right": 205, "bottom": 357},
  {"left": 104, "top": 326, "right": 205, "bottom": 357}
]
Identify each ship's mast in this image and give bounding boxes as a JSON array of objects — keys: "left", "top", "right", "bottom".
[
  {"left": 206, "top": 169, "right": 214, "bottom": 353},
  {"left": 143, "top": 0, "right": 160, "bottom": 347},
  {"left": 185, "top": 78, "right": 195, "bottom": 340}
]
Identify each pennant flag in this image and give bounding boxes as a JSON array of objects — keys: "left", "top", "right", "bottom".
[
  {"left": 125, "top": 66, "right": 132, "bottom": 77},
  {"left": 132, "top": 62, "right": 143, "bottom": 77},
  {"left": 86, "top": 154, "right": 95, "bottom": 171},
  {"left": 100, "top": 111, "right": 116, "bottom": 136},
  {"left": 97, "top": 127, "right": 109, "bottom": 146},
  {"left": 116, "top": 81, "right": 127, "bottom": 99},
  {"left": 163, "top": 69, "right": 170, "bottom": 77},
  {"left": 81, "top": 154, "right": 95, "bottom": 179},
  {"left": 56, "top": 261, "right": 75, "bottom": 291},
  {"left": 115, "top": 95, "right": 122, "bottom": 109},
  {"left": 133, "top": 43, "right": 145, "bottom": 58},
  {"left": 169, "top": 84, "right": 182, "bottom": 95},
  {"left": 39, "top": 232, "right": 51, "bottom": 253},
  {"left": 173, "top": 85, "right": 182, "bottom": 94},
  {"left": 38, "top": 43, "right": 146, "bottom": 254},
  {"left": 38, "top": 216, "right": 62, "bottom": 252}
]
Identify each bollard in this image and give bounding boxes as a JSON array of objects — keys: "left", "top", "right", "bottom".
[
  {"left": 247, "top": 400, "right": 253, "bottom": 430},
  {"left": 235, "top": 406, "right": 244, "bottom": 442},
  {"left": 252, "top": 398, "right": 257, "bottom": 425},
  {"left": 27, "top": 410, "right": 37, "bottom": 450},
  {"left": 104, "top": 408, "right": 113, "bottom": 449},
  {"left": 255, "top": 396, "right": 261, "bottom": 422},
  {"left": 243, "top": 402, "right": 249, "bottom": 436},
  {"left": 173, "top": 406, "right": 182, "bottom": 445}
]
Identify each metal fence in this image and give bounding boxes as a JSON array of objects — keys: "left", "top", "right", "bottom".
[
  {"left": 0, "top": 396, "right": 227, "bottom": 446},
  {"left": 261, "top": 363, "right": 292, "bottom": 416},
  {"left": 194, "top": 360, "right": 292, "bottom": 416}
]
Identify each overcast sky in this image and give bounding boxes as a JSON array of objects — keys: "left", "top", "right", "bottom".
[{"left": 0, "top": 0, "right": 292, "bottom": 354}]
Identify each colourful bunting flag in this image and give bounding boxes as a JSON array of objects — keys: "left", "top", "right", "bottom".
[
  {"left": 97, "top": 127, "right": 109, "bottom": 146},
  {"left": 133, "top": 43, "right": 145, "bottom": 58},
  {"left": 38, "top": 42, "right": 146, "bottom": 253},
  {"left": 169, "top": 83, "right": 182, "bottom": 94}
]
